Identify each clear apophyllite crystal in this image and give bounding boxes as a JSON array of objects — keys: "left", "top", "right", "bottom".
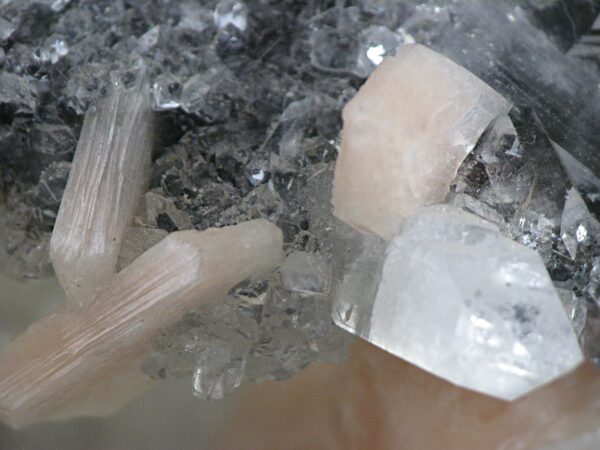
[
  {"left": 560, "top": 188, "right": 600, "bottom": 259},
  {"left": 151, "top": 72, "right": 182, "bottom": 111},
  {"left": 280, "top": 251, "right": 329, "bottom": 294},
  {"left": 368, "top": 205, "right": 583, "bottom": 401},
  {"left": 353, "top": 25, "right": 404, "bottom": 78}
]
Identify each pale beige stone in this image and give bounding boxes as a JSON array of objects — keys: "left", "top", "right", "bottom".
[
  {"left": 217, "top": 341, "right": 600, "bottom": 450},
  {"left": 50, "top": 77, "right": 154, "bottom": 308},
  {"left": 0, "top": 219, "right": 283, "bottom": 428},
  {"left": 332, "top": 44, "right": 511, "bottom": 239}
]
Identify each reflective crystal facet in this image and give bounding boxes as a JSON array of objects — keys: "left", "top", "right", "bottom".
[
  {"left": 367, "top": 206, "right": 583, "bottom": 400},
  {"left": 353, "top": 25, "right": 404, "bottom": 78},
  {"left": 214, "top": 0, "right": 248, "bottom": 32}
]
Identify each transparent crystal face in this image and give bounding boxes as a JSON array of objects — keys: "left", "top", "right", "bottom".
[{"left": 366, "top": 206, "right": 583, "bottom": 400}]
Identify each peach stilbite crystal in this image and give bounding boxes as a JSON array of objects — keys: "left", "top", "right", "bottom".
[
  {"left": 50, "top": 75, "right": 154, "bottom": 308},
  {"left": 0, "top": 219, "right": 283, "bottom": 428},
  {"left": 332, "top": 44, "right": 511, "bottom": 239}
]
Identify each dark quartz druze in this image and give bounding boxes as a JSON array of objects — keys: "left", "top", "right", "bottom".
[{"left": 4, "top": 0, "right": 600, "bottom": 395}]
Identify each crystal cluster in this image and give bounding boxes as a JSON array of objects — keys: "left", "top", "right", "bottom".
[
  {"left": 0, "top": 219, "right": 283, "bottom": 428},
  {"left": 3, "top": 0, "right": 600, "bottom": 425},
  {"left": 141, "top": 164, "right": 352, "bottom": 398},
  {"left": 447, "top": 110, "right": 600, "bottom": 367}
]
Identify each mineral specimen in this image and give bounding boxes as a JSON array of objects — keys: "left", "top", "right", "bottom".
[
  {"left": 142, "top": 163, "right": 352, "bottom": 397},
  {"left": 332, "top": 43, "right": 511, "bottom": 239},
  {"left": 49, "top": 73, "right": 154, "bottom": 307},
  {"left": 0, "top": 219, "right": 283, "bottom": 428},
  {"left": 368, "top": 205, "right": 582, "bottom": 400},
  {"left": 3, "top": 1, "right": 600, "bottom": 446}
]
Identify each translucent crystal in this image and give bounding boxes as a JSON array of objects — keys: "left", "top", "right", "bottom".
[
  {"left": 245, "top": 161, "right": 267, "bottom": 187},
  {"left": 332, "top": 230, "right": 387, "bottom": 337},
  {"left": 144, "top": 191, "right": 193, "bottom": 231},
  {"left": 309, "top": 7, "right": 362, "bottom": 74},
  {"left": 151, "top": 72, "right": 182, "bottom": 111},
  {"left": 50, "top": 0, "right": 71, "bottom": 12},
  {"left": 214, "top": 0, "right": 248, "bottom": 32},
  {"left": 63, "top": 62, "right": 111, "bottom": 115},
  {"left": 137, "top": 25, "right": 161, "bottom": 52},
  {"left": 280, "top": 251, "right": 329, "bottom": 294},
  {"left": 368, "top": 205, "right": 583, "bottom": 400},
  {"left": 33, "top": 39, "right": 69, "bottom": 64},
  {"left": 0, "top": 72, "right": 36, "bottom": 116},
  {"left": 560, "top": 187, "right": 600, "bottom": 259},
  {"left": 556, "top": 288, "right": 587, "bottom": 338},
  {"left": 552, "top": 141, "right": 600, "bottom": 201},
  {"left": 423, "top": 3, "right": 600, "bottom": 178},
  {"left": 193, "top": 342, "right": 246, "bottom": 401},
  {"left": 353, "top": 25, "right": 403, "bottom": 78},
  {"left": 179, "top": 3, "right": 213, "bottom": 32},
  {"left": 181, "top": 70, "right": 216, "bottom": 114}
]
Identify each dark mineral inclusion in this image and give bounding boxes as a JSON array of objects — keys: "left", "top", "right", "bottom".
[{"left": 3, "top": 0, "right": 600, "bottom": 396}]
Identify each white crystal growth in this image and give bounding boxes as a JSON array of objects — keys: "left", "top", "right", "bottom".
[
  {"left": 50, "top": 75, "right": 154, "bottom": 307},
  {"left": 332, "top": 44, "right": 511, "bottom": 239},
  {"left": 368, "top": 205, "right": 583, "bottom": 401},
  {"left": 0, "top": 219, "right": 283, "bottom": 428}
]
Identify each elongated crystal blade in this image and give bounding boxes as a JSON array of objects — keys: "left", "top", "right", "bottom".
[
  {"left": 50, "top": 75, "right": 154, "bottom": 307},
  {"left": 0, "top": 219, "right": 283, "bottom": 428}
]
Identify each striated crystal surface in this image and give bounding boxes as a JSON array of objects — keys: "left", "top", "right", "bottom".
[
  {"left": 0, "top": 219, "right": 283, "bottom": 428},
  {"left": 368, "top": 205, "right": 583, "bottom": 400},
  {"left": 332, "top": 44, "right": 511, "bottom": 239},
  {"left": 116, "top": 226, "right": 168, "bottom": 272},
  {"left": 49, "top": 75, "right": 154, "bottom": 307}
]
